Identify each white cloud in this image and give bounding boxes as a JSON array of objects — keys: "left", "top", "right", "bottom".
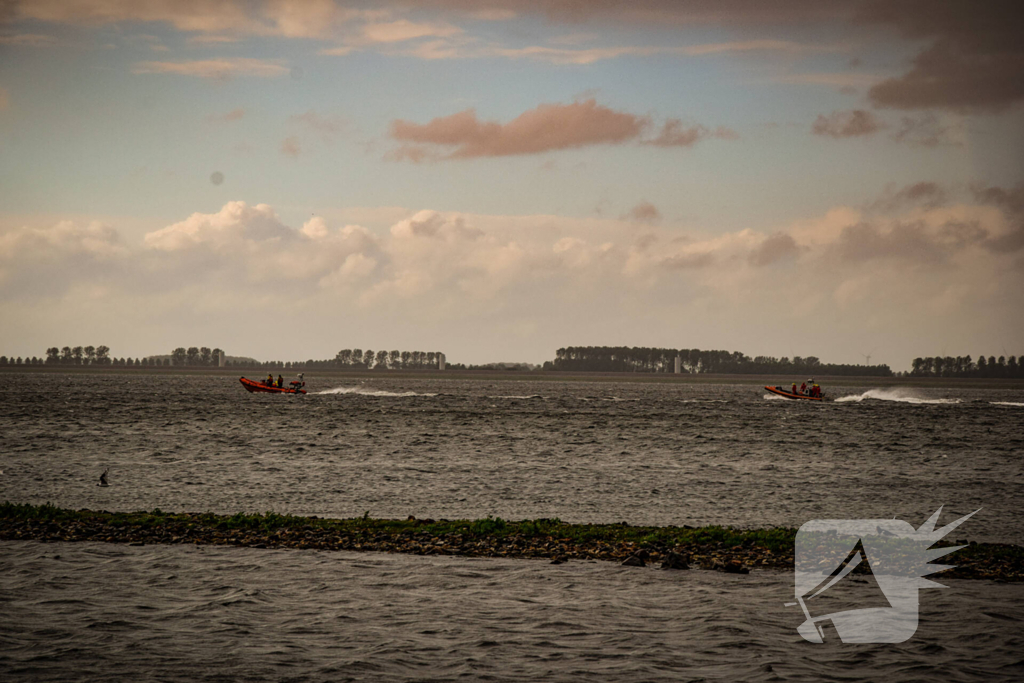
[
  {"left": 1, "top": 220, "right": 127, "bottom": 260},
  {"left": 0, "top": 34, "right": 59, "bottom": 47},
  {"left": 3, "top": 193, "right": 1021, "bottom": 366},
  {"left": 361, "top": 20, "right": 462, "bottom": 44},
  {"left": 132, "top": 58, "right": 289, "bottom": 79}
]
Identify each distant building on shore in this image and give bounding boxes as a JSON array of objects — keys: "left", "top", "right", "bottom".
[{"left": 438, "top": 353, "right": 446, "bottom": 371}]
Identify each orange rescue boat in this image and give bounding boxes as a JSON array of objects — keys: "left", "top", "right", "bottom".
[
  {"left": 239, "top": 377, "right": 307, "bottom": 394},
  {"left": 764, "top": 385, "right": 826, "bottom": 401}
]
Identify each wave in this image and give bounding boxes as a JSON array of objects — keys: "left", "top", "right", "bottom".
[
  {"left": 762, "top": 393, "right": 787, "bottom": 401},
  {"left": 990, "top": 401, "right": 1024, "bottom": 407},
  {"left": 835, "top": 389, "right": 961, "bottom": 405},
  {"left": 315, "top": 386, "right": 437, "bottom": 397},
  {"left": 489, "top": 395, "right": 546, "bottom": 400}
]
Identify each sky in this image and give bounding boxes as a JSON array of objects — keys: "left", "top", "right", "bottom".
[{"left": 1, "top": 0, "right": 1022, "bottom": 368}]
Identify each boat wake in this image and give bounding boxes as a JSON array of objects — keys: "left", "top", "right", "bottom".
[
  {"left": 835, "top": 389, "right": 961, "bottom": 405},
  {"left": 990, "top": 401, "right": 1024, "bottom": 407},
  {"left": 316, "top": 386, "right": 437, "bottom": 397},
  {"left": 488, "top": 394, "right": 546, "bottom": 400},
  {"left": 762, "top": 393, "right": 787, "bottom": 401}
]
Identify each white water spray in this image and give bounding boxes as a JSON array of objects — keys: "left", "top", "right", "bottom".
[
  {"left": 835, "top": 388, "right": 961, "bottom": 404},
  {"left": 316, "top": 386, "right": 437, "bottom": 397}
]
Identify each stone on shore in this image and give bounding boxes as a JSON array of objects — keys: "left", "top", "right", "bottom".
[{"left": 660, "top": 551, "right": 690, "bottom": 570}]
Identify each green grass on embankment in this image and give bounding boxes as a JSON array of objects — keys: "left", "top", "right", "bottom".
[{"left": 3, "top": 503, "right": 1021, "bottom": 580}]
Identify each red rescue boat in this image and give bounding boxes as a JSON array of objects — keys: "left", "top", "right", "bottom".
[
  {"left": 239, "top": 377, "right": 307, "bottom": 394},
  {"left": 764, "top": 385, "right": 826, "bottom": 401}
]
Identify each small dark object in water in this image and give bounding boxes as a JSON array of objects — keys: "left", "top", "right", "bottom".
[{"left": 98, "top": 469, "right": 109, "bottom": 487}]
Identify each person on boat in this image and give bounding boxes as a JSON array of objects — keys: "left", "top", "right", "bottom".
[
  {"left": 800, "top": 381, "right": 807, "bottom": 395},
  {"left": 810, "top": 380, "right": 819, "bottom": 398},
  {"left": 792, "top": 383, "right": 798, "bottom": 395},
  {"left": 277, "top": 374, "right": 284, "bottom": 388},
  {"left": 266, "top": 373, "right": 274, "bottom": 386}
]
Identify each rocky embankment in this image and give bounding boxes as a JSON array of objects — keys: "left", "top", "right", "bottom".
[{"left": 2, "top": 503, "right": 1021, "bottom": 580}]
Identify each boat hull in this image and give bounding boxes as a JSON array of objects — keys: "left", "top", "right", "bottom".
[
  {"left": 764, "top": 385, "right": 825, "bottom": 401},
  {"left": 239, "top": 377, "right": 306, "bottom": 394}
]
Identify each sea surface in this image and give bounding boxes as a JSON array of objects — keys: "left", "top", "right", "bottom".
[{"left": 2, "top": 372, "right": 1023, "bottom": 681}]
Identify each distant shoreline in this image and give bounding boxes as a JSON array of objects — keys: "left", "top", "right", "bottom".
[{"left": 2, "top": 365, "right": 1023, "bottom": 388}]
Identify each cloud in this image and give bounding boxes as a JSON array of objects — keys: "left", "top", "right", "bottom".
[
  {"left": 0, "top": 33, "right": 58, "bottom": 46},
  {"left": 389, "top": 99, "right": 647, "bottom": 159},
  {"left": 12, "top": 0, "right": 359, "bottom": 40},
  {"left": 318, "top": 45, "right": 358, "bottom": 56},
  {"left": 16, "top": 0, "right": 256, "bottom": 34},
  {"left": 748, "top": 233, "right": 801, "bottom": 266},
  {"left": 389, "top": 101, "right": 736, "bottom": 160},
  {"left": 289, "top": 110, "right": 347, "bottom": 139},
  {"left": 261, "top": 0, "right": 351, "bottom": 39},
  {"left": 774, "top": 72, "right": 880, "bottom": 89},
  {"left": 205, "top": 108, "right": 245, "bottom": 123},
  {"left": 187, "top": 35, "right": 240, "bottom": 44},
  {"left": 6, "top": 191, "right": 1022, "bottom": 365},
  {"left": 2, "top": 220, "right": 127, "bottom": 259},
  {"left": 132, "top": 58, "right": 289, "bottom": 79},
  {"left": 680, "top": 39, "right": 816, "bottom": 57},
  {"left": 973, "top": 183, "right": 1024, "bottom": 253},
  {"left": 871, "top": 182, "right": 947, "bottom": 212},
  {"left": 811, "top": 109, "right": 883, "bottom": 137},
  {"left": 974, "top": 183, "right": 1024, "bottom": 215},
  {"left": 280, "top": 136, "right": 301, "bottom": 157},
  {"left": 391, "top": 37, "right": 830, "bottom": 65},
  {"left": 859, "top": 1, "right": 1024, "bottom": 111},
  {"left": 361, "top": 19, "right": 462, "bottom": 43},
  {"left": 623, "top": 201, "right": 661, "bottom": 224},
  {"left": 0, "top": 220, "right": 129, "bottom": 297},
  {"left": 645, "top": 120, "right": 738, "bottom": 147},
  {"left": 832, "top": 221, "right": 949, "bottom": 264},
  {"left": 892, "top": 113, "right": 960, "bottom": 147},
  {"left": 143, "top": 201, "right": 293, "bottom": 252},
  {"left": 389, "top": 1, "right": 851, "bottom": 27},
  {"left": 659, "top": 251, "right": 714, "bottom": 269}
]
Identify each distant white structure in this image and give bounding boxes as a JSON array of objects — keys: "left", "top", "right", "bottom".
[
  {"left": 674, "top": 355, "right": 682, "bottom": 374},
  {"left": 218, "top": 351, "right": 226, "bottom": 367},
  {"left": 438, "top": 353, "right": 446, "bottom": 371}
]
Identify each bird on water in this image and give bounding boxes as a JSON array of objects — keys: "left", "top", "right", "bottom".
[{"left": 98, "top": 468, "right": 109, "bottom": 487}]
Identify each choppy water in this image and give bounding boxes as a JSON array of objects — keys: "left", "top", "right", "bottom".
[
  {"left": 2, "top": 372, "right": 1024, "bottom": 681},
  {"left": 2, "top": 540, "right": 1023, "bottom": 683},
  {"left": 2, "top": 373, "right": 1022, "bottom": 541}
]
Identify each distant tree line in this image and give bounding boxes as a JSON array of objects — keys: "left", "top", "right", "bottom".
[
  {"left": 331, "top": 349, "right": 445, "bottom": 370},
  {"left": 1, "top": 345, "right": 451, "bottom": 371},
  {"left": 543, "top": 346, "right": 893, "bottom": 376},
  {"left": 23, "top": 346, "right": 116, "bottom": 365},
  {"left": 0, "top": 346, "right": 183, "bottom": 368},
  {"left": 165, "top": 347, "right": 225, "bottom": 366},
  {"left": 910, "top": 355, "right": 1020, "bottom": 378}
]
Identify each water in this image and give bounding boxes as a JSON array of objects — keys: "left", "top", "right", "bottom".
[
  {"left": 2, "top": 373, "right": 1022, "bottom": 541},
  {"left": 2, "top": 372, "right": 1024, "bottom": 681}
]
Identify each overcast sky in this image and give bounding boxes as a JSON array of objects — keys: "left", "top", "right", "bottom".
[{"left": 1, "top": 1, "right": 1022, "bottom": 368}]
